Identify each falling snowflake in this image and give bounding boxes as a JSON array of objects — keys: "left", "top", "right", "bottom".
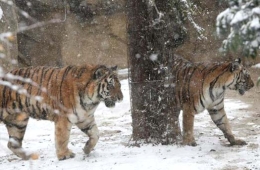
[{"left": 149, "top": 53, "right": 158, "bottom": 61}]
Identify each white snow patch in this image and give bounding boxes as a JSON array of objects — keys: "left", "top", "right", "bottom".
[
  {"left": 250, "top": 17, "right": 260, "bottom": 29},
  {"left": 252, "top": 63, "right": 260, "bottom": 68},
  {"left": 231, "top": 11, "right": 247, "bottom": 25},
  {"left": 252, "top": 7, "right": 260, "bottom": 15},
  {"left": 118, "top": 68, "right": 128, "bottom": 76},
  {"left": 251, "top": 40, "right": 258, "bottom": 48}
]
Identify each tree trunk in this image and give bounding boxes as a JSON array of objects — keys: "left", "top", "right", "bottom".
[
  {"left": 0, "top": 1, "right": 18, "bottom": 71},
  {"left": 126, "top": 0, "right": 185, "bottom": 144}
]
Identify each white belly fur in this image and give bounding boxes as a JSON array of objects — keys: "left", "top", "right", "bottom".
[{"left": 67, "top": 103, "right": 98, "bottom": 124}]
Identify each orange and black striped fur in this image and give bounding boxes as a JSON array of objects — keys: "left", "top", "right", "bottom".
[
  {"left": 0, "top": 64, "right": 123, "bottom": 160},
  {"left": 173, "top": 55, "right": 254, "bottom": 146}
]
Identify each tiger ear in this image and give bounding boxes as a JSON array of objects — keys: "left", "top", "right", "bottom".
[
  {"left": 111, "top": 65, "right": 118, "bottom": 71},
  {"left": 235, "top": 58, "right": 241, "bottom": 64},
  {"left": 94, "top": 66, "right": 107, "bottom": 79},
  {"left": 230, "top": 58, "right": 242, "bottom": 72}
]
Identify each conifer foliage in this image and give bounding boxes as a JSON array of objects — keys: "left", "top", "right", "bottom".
[{"left": 216, "top": 0, "right": 260, "bottom": 58}]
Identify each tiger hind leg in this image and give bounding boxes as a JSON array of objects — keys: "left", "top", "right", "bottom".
[
  {"left": 182, "top": 106, "right": 197, "bottom": 146},
  {"left": 55, "top": 117, "right": 75, "bottom": 160},
  {"left": 5, "top": 112, "right": 39, "bottom": 160}
]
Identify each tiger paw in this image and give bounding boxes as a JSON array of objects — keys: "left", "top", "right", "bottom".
[
  {"left": 57, "top": 150, "right": 75, "bottom": 161},
  {"left": 83, "top": 140, "right": 97, "bottom": 155},
  {"left": 83, "top": 146, "right": 93, "bottom": 155},
  {"left": 230, "top": 139, "right": 247, "bottom": 146},
  {"left": 182, "top": 140, "right": 197, "bottom": 146}
]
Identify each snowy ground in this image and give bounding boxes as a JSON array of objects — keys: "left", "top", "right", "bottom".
[{"left": 1, "top": 79, "right": 260, "bottom": 170}]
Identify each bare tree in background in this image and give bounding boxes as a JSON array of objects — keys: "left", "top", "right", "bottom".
[
  {"left": 14, "top": 0, "right": 66, "bottom": 67},
  {"left": 0, "top": 1, "right": 18, "bottom": 71},
  {"left": 127, "top": 0, "right": 186, "bottom": 144}
]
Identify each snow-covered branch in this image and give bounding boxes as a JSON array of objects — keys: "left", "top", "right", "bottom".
[
  {"left": 216, "top": 0, "right": 260, "bottom": 58},
  {"left": 180, "top": 0, "right": 206, "bottom": 40}
]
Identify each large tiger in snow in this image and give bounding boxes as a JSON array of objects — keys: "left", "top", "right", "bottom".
[
  {"left": 0, "top": 64, "right": 123, "bottom": 160},
  {"left": 173, "top": 55, "right": 254, "bottom": 146}
]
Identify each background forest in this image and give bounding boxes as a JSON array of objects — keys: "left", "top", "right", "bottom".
[{"left": 1, "top": 0, "right": 259, "bottom": 70}]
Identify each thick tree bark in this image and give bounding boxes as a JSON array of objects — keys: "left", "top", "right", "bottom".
[{"left": 127, "top": 0, "right": 185, "bottom": 144}]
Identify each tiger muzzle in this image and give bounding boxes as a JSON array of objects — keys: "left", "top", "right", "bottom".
[
  {"left": 104, "top": 91, "right": 123, "bottom": 108},
  {"left": 237, "top": 79, "right": 254, "bottom": 95},
  {"left": 104, "top": 100, "right": 116, "bottom": 108}
]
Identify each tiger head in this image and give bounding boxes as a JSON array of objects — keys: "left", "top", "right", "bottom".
[
  {"left": 228, "top": 58, "right": 254, "bottom": 95},
  {"left": 94, "top": 65, "right": 123, "bottom": 107}
]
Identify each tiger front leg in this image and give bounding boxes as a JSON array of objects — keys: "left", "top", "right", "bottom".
[
  {"left": 55, "top": 117, "right": 75, "bottom": 160},
  {"left": 77, "top": 121, "right": 99, "bottom": 155},
  {"left": 182, "top": 106, "right": 197, "bottom": 146},
  {"left": 208, "top": 108, "right": 247, "bottom": 146}
]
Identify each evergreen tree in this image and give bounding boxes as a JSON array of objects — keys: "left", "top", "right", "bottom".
[{"left": 216, "top": 0, "right": 260, "bottom": 58}]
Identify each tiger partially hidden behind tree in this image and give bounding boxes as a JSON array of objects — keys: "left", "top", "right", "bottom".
[
  {"left": 0, "top": 64, "right": 123, "bottom": 160},
  {"left": 172, "top": 55, "right": 254, "bottom": 146}
]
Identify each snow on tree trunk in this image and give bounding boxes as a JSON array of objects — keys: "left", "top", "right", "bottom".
[{"left": 126, "top": 0, "right": 185, "bottom": 144}]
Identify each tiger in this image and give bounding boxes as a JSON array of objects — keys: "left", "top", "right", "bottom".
[
  {"left": 172, "top": 55, "right": 254, "bottom": 146},
  {"left": 0, "top": 64, "right": 123, "bottom": 160}
]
